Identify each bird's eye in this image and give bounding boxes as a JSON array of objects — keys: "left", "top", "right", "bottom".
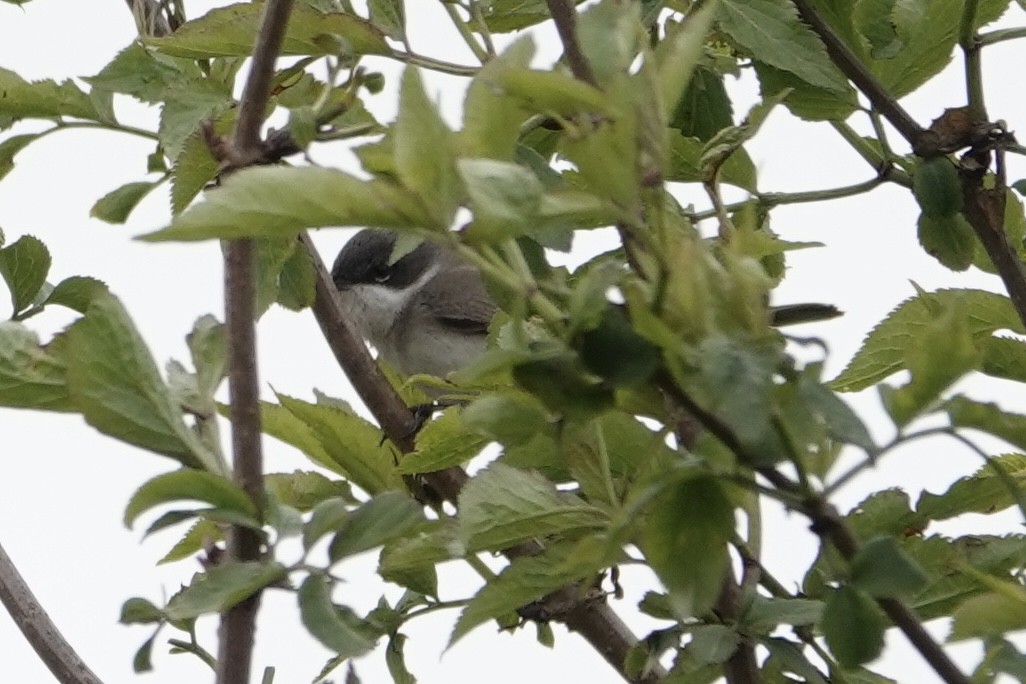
[{"left": 372, "top": 267, "right": 391, "bottom": 284}]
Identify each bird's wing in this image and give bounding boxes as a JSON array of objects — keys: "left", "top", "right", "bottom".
[{"left": 416, "top": 260, "right": 497, "bottom": 335}]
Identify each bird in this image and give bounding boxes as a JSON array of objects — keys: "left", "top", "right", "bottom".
[
  {"left": 331, "top": 229, "right": 841, "bottom": 378},
  {"left": 331, "top": 229, "right": 497, "bottom": 378}
]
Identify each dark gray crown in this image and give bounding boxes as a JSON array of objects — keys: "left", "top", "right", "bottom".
[{"left": 331, "top": 230, "right": 439, "bottom": 291}]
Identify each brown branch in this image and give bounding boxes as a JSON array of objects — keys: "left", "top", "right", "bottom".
[
  {"left": 543, "top": 0, "right": 598, "bottom": 86},
  {"left": 789, "top": 0, "right": 927, "bottom": 152},
  {"left": 0, "top": 542, "right": 105, "bottom": 684},
  {"left": 657, "top": 375, "right": 970, "bottom": 684},
  {"left": 300, "top": 235, "right": 664, "bottom": 683},
  {"left": 216, "top": 2, "right": 295, "bottom": 684}
]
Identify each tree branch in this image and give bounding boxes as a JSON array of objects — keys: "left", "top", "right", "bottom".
[
  {"left": 0, "top": 542, "right": 105, "bottom": 684},
  {"left": 656, "top": 374, "right": 970, "bottom": 684},
  {"left": 216, "top": 2, "right": 295, "bottom": 684},
  {"left": 789, "top": 0, "right": 927, "bottom": 152}
]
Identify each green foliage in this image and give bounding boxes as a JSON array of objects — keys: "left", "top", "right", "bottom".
[{"left": 5, "top": 0, "right": 1026, "bottom": 682}]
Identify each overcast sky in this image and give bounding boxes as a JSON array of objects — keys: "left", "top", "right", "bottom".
[{"left": 2, "top": 2, "right": 1026, "bottom": 683}]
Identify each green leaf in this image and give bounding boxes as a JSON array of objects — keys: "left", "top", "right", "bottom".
[
  {"left": 461, "top": 391, "right": 552, "bottom": 446},
  {"left": 44, "top": 276, "right": 109, "bottom": 314},
  {"left": 298, "top": 575, "right": 378, "bottom": 658},
  {"left": 917, "top": 213, "right": 975, "bottom": 271},
  {"left": 276, "top": 232, "right": 316, "bottom": 310},
  {"left": 90, "top": 181, "right": 159, "bottom": 225},
  {"left": 880, "top": 296, "right": 980, "bottom": 425},
  {"left": 450, "top": 537, "right": 609, "bottom": 645},
  {"left": 742, "top": 596, "right": 823, "bottom": 632},
  {"left": 688, "top": 624, "right": 740, "bottom": 665},
  {"left": 577, "top": 0, "right": 641, "bottom": 86},
  {"left": 157, "top": 78, "right": 234, "bottom": 160},
  {"left": 266, "top": 470, "right": 354, "bottom": 512},
  {"left": 980, "top": 336, "right": 1026, "bottom": 383},
  {"left": 640, "top": 476, "right": 734, "bottom": 616},
  {"left": 120, "top": 597, "right": 164, "bottom": 625},
  {"left": 0, "top": 133, "right": 40, "bottom": 181},
  {"left": 378, "top": 520, "right": 458, "bottom": 596},
  {"left": 946, "top": 396, "right": 1026, "bottom": 454},
  {"left": 917, "top": 454, "right": 1026, "bottom": 520},
  {"left": 385, "top": 633, "right": 416, "bottom": 684},
  {"left": 123, "top": 470, "right": 258, "bottom": 528},
  {"left": 697, "top": 334, "right": 780, "bottom": 451},
  {"left": 951, "top": 583, "right": 1026, "bottom": 641},
  {"left": 653, "top": 1, "right": 720, "bottom": 121},
  {"left": 0, "top": 67, "right": 101, "bottom": 121},
  {"left": 278, "top": 393, "right": 402, "bottom": 494},
  {"left": 457, "top": 462, "right": 607, "bottom": 551},
  {"left": 913, "top": 157, "right": 963, "bottom": 218},
  {"left": 170, "top": 121, "right": 225, "bottom": 214},
  {"left": 667, "top": 131, "right": 757, "bottom": 191},
  {"left": 461, "top": 37, "right": 535, "bottom": 160},
  {"left": 86, "top": 43, "right": 197, "bottom": 103},
  {"left": 718, "top": 0, "right": 847, "bottom": 92},
  {"left": 132, "top": 633, "right": 157, "bottom": 673},
  {"left": 796, "top": 372, "right": 876, "bottom": 452},
  {"left": 64, "top": 293, "right": 221, "bottom": 470},
  {"left": 0, "top": 234, "right": 50, "bottom": 315},
  {"left": 754, "top": 61, "right": 859, "bottom": 121},
  {"left": 831, "top": 288, "right": 1022, "bottom": 392},
  {"left": 158, "top": 519, "right": 222, "bottom": 565},
  {"left": 165, "top": 561, "right": 286, "bottom": 620},
  {"left": 368, "top": 0, "right": 406, "bottom": 41},
  {"left": 398, "top": 408, "right": 490, "bottom": 474},
  {"left": 849, "top": 536, "right": 929, "bottom": 598},
  {"left": 328, "top": 492, "right": 425, "bottom": 562},
  {"left": 0, "top": 323, "right": 71, "bottom": 411},
  {"left": 458, "top": 158, "right": 544, "bottom": 243},
  {"left": 577, "top": 307, "right": 661, "bottom": 387},
  {"left": 869, "top": 0, "right": 989, "bottom": 98},
  {"left": 672, "top": 66, "right": 734, "bottom": 141},
  {"left": 821, "top": 586, "right": 886, "bottom": 668},
  {"left": 394, "top": 68, "right": 459, "bottom": 230},
  {"left": 496, "top": 68, "right": 615, "bottom": 118},
  {"left": 146, "top": 3, "right": 389, "bottom": 58},
  {"left": 142, "top": 166, "right": 427, "bottom": 241}
]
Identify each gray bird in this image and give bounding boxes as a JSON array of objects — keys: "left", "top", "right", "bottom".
[
  {"left": 331, "top": 229, "right": 841, "bottom": 378},
  {"left": 331, "top": 229, "right": 497, "bottom": 378}
]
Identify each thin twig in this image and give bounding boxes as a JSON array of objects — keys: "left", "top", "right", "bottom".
[
  {"left": 0, "top": 542, "right": 105, "bottom": 684},
  {"left": 216, "top": 2, "right": 295, "bottom": 683}
]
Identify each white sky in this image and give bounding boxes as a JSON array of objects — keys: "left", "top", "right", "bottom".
[{"left": 1, "top": 1, "right": 1026, "bottom": 683}]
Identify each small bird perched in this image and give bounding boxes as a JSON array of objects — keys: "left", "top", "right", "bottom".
[
  {"left": 331, "top": 229, "right": 497, "bottom": 378},
  {"left": 332, "top": 229, "right": 841, "bottom": 377}
]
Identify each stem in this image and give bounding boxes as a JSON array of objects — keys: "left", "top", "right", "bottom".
[
  {"left": 468, "top": 1, "right": 497, "bottom": 57},
  {"left": 684, "top": 177, "right": 888, "bottom": 222},
  {"left": 389, "top": 50, "right": 480, "bottom": 76},
  {"left": 442, "top": 2, "right": 490, "bottom": 64},
  {"left": 0, "top": 542, "right": 105, "bottom": 684},
  {"left": 960, "top": 0, "right": 986, "bottom": 122},
  {"left": 978, "top": 26, "right": 1026, "bottom": 46},
  {"left": 216, "top": 1, "right": 295, "bottom": 682},
  {"left": 52, "top": 120, "right": 160, "bottom": 141}
]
